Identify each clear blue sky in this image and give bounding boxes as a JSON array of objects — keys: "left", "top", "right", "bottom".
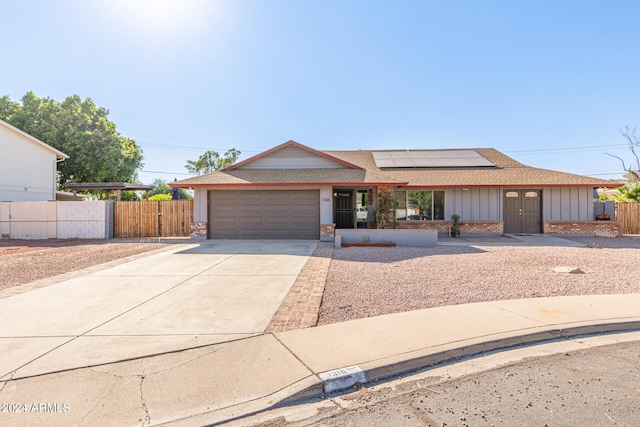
[{"left": 2, "top": 0, "right": 639, "bottom": 185}]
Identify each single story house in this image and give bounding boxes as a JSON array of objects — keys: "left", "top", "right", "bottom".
[
  {"left": 0, "top": 118, "right": 69, "bottom": 202},
  {"left": 171, "top": 140, "right": 622, "bottom": 239}
]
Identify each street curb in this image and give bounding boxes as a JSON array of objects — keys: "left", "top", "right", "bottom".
[
  {"left": 361, "top": 320, "right": 640, "bottom": 386},
  {"left": 276, "top": 319, "right": 640, "bottom": 407}
]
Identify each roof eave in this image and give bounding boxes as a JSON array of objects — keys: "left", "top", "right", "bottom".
[
  {"left": 400, "top": 183, "right": 623, "bottom": 188},
  {"left": 172, "top": 181, "right": 617, "bottom": 189},
  {"left": 171, "top": 181, "right": 406, "bottom": 188},
  {"left": 0, "top": 119, "right": 69, "bottom": 159}
]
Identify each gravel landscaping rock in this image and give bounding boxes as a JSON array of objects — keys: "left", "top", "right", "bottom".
[
  {"left": 2, "top": 236, "right": 639, "bottom": 329},
  {"left": 318, "top": 236, "right": 640, "bottom": 326},
  {"left": 0, "top": 239, "right": 171, "bottom": 292}
]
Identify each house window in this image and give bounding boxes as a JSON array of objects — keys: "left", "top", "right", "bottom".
[{"left": 395, "top": 190, "right": 445, "bottom": 220}]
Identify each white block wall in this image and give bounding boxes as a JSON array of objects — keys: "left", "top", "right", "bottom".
[
  {"left": 0, "top": 201, "right": 57, "bottom": 239},
  {"left": 0, "top": 202, "right": 8, "bottom": 237},
  {"left": 0, "top": 201, "right": 110, "bottom": 239},
  {"left": 57, "top": 201, "right": 107, "bottom": 239}
]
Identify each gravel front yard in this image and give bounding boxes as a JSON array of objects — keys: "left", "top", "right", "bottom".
[
  {"left": 2, "top": 236, "right": 639, "bottom": 328},
  {"left": 318, "top": 236, "right": 640, "bottom": 326},
  {"left": 0, "top": 239, "right": 171, "bottom": 292}
]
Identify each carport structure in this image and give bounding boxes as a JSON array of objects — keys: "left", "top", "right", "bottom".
[{"left": 64, "top": 182, "right": 154, "bottom": 201}]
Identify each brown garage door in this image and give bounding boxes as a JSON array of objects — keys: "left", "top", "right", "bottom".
[{"left": 209, "top": 190, "right": 320, "bottom": 239}]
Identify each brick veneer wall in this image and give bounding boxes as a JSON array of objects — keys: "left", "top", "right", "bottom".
[
  {"left": 398, "top": 221, "right": 448, "bottom": 233},
  {"left": 190, "top": 222, "right": 208, "bottom": 239},
  {"left": 544, "top": 221, "right": 622, "bottom": 237},
  {"left": 460, "top": 221, "right": 504, "bottom": 234},
  {"left": 320, "top": 223, "right": 335, "bottom": 241},
  {"left": 398, "top": 221, "right": 503, "bottom": 235}
]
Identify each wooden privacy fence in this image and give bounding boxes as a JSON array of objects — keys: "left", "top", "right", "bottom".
[
  {"left": 114, "top": 200, "right": 193, "bottom": 238},
  {"left": 617, "top": 202, "right": 640, "bottom": 235}
]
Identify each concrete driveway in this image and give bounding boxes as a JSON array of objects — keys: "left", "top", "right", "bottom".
[{"left": 0, "top": 240, "right": 318, "bottom": 380}]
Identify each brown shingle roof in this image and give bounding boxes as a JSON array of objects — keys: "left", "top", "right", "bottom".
[
  {"left": 173, "top": 144, "right": 617, "bottom": 188},
  {"left": 325, "top": 148, "right": 616, "bottom": 187},
  {"left": 174, "top": 167, "right": 405, "bottom": 186}
]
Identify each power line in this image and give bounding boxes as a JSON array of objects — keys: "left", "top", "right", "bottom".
[
  {"left": 140, "top": 170, "right": 192, "bottom": 176},
  {"left": 504, "top": 144, "right": 628, "bottom": 155},
  {"left": 577, "top": 172, "right": 625, "bottom": 177},
  {"left": 140, "top": 142, "right": 261, "bottom": 154}
]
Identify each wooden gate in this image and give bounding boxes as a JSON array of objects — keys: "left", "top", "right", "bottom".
[
  {"left": 617, "top": 202, "right": 640, "bottom": 235},
  {"left": 114, "top": 200, "right": 193, "bottom": 238}
]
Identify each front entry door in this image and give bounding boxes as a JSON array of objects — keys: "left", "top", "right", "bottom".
[
  {"left": 503, "top": 190, "right": 541, "bottom": 234},
  {"left": 334, "top": 190, "right": 354, "bottom": 229}
]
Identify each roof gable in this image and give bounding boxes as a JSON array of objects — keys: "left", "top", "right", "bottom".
[
  {"left": 0, "top": 119, "right": 68, "bottom": 160},
  {"left": 225, "top": 140, "right": 362, "bottom": 170},
  {"left": 173, "top": 142, "right": 618, "bottom": 188}
]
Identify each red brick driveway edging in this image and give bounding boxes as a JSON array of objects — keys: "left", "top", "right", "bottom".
[{"left": 266, "top": 242, "right": 334, "bottom": 333}]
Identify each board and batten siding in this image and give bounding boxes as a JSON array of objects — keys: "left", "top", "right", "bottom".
[
  {"left": 445, "top": 187, "right": 594, "bottom": 222},
  {"left": 0, "top": 125, "right": 58, "bottom": 201},
  {"left": 543, "top": 186, "right": 593, "bottom": 221},
  {"left": 444, "top": 188, "right": 502, "bottom": 221}
]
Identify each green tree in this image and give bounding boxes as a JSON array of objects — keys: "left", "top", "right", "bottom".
[
  {"left": 185, "top": 148, "right": 241, "bottom": 175},
  {"left": 619, "top": 182, "right": 640, "bottom": 201},
  {"left": 599, "top": 173, "right": 640, "bottom": 203},
  {"left": 0, "top": 96, "right": 19, "bottom": 118},
  {"left": 149, "top": 193, "right": 173, "bottom": 201},
  {"left": 0, "top": 92, "right": 143, "bottom": 184}
]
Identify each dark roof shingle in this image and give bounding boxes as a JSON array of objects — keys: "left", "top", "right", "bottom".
[{"left": 173, "top": 145, "right": 617, "bottom": 188}]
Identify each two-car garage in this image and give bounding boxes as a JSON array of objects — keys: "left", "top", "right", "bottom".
[{"left": 208, "top": 190, "right": 320, "bottom": 239}]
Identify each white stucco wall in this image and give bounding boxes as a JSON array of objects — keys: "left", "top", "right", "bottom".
[
  {"left": 193, "top": 187, "right": 208, "bottom": 223},
  {"left": 0, "top": 124, "right": 60, "bottom": 201},
  {"left": 320, "top": 186, "right": 333, "bottom": 224}
]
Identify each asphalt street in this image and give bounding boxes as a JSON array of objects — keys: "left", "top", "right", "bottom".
[{"left": 239, "top": 335, "right": 640, "bottom": 427}]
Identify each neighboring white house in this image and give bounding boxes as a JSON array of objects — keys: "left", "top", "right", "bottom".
[{"left": 0, "top": 119, "right": 68, "bottom": 201}]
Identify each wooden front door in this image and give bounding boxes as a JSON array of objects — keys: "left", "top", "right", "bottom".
[
  {"left": 503, "top": 190, "right": 541, "bottom": 234},
  {"left": 334, "top": 190, "right": 354, "bottom": 229}
]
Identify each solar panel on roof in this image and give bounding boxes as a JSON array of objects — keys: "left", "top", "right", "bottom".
[{"left": 372, "top": 150, "right": 494, "bottom": 168}]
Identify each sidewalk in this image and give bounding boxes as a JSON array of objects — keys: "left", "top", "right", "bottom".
[
  {"left": 439, "top": 233, "right": 587, "bottom": 246},
  {"left": 2, "top": 293, "right": 639, "bottom": 426}
]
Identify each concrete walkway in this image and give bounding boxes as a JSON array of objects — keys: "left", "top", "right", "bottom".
[
  {"left": 439, "top": 233, "right": 587, "bottom": 246},
  {"left": 1, "top": 237, "right": 639, "bottom": 426}
]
